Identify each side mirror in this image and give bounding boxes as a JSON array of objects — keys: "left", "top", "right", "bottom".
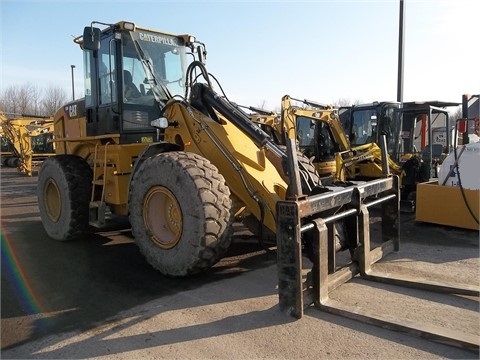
[
  {"left": 197, "top": 45, "right": 207, "bottom": 64},
  {"left": 82, "top": 26, "right": 101, "bottom": 51}
]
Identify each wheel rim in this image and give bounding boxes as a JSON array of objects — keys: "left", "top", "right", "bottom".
[
  {"left": 44, "top": 179, "right": 61, "bottom": 222},
  {"left": 144, "top": 186, "right": 182, "bottom": 249}
]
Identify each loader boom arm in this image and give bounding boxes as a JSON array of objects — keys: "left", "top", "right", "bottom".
[{"left": 161, "top": 73, "right": 325, "bottom": 233}]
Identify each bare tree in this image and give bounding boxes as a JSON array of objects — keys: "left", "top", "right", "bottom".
[
  {"left": 0, "top": 84, "right": 68, "bottom": 117},
  {"left": 0, "top": 86, "right": 21, "bottom": 115},
  {"left": 332, "top": 98, "right": 362, "bottom": 108},
  {"left": 449, "top": 105, "right": 462, "bottom": 122},
  {"left": 30, "top": 85, "right": 42, "bottom": 116},
  {"left": 41, "top": 86, "right": 68, "bottom": 116},
  {"left": 17, "top": 84, "right": 36, "bottom": 114},
  {"left": 256, "top": 100, "right": 267, "bottom": 110}
]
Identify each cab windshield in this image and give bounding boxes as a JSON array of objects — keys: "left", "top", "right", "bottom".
[
  {"left": 351, "top": 109, "right": 378, "bottom": 145},
  {"left": 351, "top": 106, "right": 401, "bottom": 159},
  {"left": 124, "top": 29, "right": 187, "bottom": 104},
  {"left": 296, "top": 116, "right": 337, "bottom": 161}
]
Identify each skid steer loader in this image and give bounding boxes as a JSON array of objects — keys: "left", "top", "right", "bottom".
[{"left": 37, "top": 21, "right": 478, "bottom": 352}]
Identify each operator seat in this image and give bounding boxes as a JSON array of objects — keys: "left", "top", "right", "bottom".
[{"left": 123, "top": 70, "right": 141, "bottom": 100}]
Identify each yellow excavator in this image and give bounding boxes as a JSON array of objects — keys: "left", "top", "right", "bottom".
[
  {"left": 36, "top": 21, "right": 478, "bottom": 352},
  {"left": 0, "top": 122, "right": 14, "bottom": 163},
  {"left": 0, "top": 112, "right": 55, "bottom": 176}
]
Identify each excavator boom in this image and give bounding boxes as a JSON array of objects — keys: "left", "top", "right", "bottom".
[{"left": 0, "top": 112, "right": 54, "bottom": 175}]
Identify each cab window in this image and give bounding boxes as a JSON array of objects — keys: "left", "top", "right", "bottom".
[{"left": 99, "top": 37, "right": 117, "bottom": 105}]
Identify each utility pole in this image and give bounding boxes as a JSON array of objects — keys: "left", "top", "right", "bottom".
[
  {"left": 71, "top": 65, "right": 76, "bottom": 101},
  {"left": 397, "top": 0, "right": 405, "bottom": 103}
]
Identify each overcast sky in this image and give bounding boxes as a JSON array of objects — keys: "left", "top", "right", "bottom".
[{"left": 1, "top": 0, "right": 478, "bottom": 109}]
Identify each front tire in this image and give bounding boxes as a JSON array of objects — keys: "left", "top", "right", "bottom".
[
  {"left": 128, "top": 151, "right": 233, "bottom": 276},
  {"left": 37, "top": 155, "right": 92, "bottom": 241}
]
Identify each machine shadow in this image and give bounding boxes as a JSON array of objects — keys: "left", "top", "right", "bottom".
[{"left": 1, "top": 215, "right": 278, "bottom": 351}]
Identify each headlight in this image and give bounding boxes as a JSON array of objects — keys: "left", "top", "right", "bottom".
[{"left": 151, "top": 117, "right": 169, "bottom": 129}]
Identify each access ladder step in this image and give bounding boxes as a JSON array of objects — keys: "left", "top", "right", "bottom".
[{"left": 89, "top": 201, "right": 106, "bottom": 228}]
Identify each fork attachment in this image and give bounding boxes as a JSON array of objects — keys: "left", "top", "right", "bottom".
[{"left": 276, "top": 175, "right": 479, "bottom": 353}]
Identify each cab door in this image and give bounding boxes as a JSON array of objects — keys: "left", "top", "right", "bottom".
[{"left": 85, "top": 32, "right": 121, "bottom": 137}]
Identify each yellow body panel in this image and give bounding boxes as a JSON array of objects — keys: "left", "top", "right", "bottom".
[
  {"left": 164, "top": 102, "right": 287, "bottom": 232},
  {"left": 416, "top": 181, "right": 480, "bottom": 230},
  {"left": 314, "top": 161, "right": 337, "bottom": 177},
  {"left": 52, "top": 106, "right": 89, "bottom": 154},
  {"left": 52, "top": 112, "right": 150, "bottom": 213},
  {"left": 85, "top": 142, "right": 149, "bottom": 208}
]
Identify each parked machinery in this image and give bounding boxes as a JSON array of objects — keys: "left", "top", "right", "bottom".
[
  {"left": 0, "top": 112, "right": 54, "bottom": 176},
  {"left": 38, "top": 20, "right": 305, "bottom": 271},
  {"left": 37, "top": 21, "right": 478, "bottom": 351},
  {"left": 416, "top": 94, "right": 480, "bottom": 230},
  {"left": 339, "top": 100, "right": 460, "bottom": 207},
  {"left": 240, "top": 98, "right": 404, "bottom": 184},
  {"left": 0, "top": 122, "right": 14, "bottom": 164},
  {"left": 37, "top": 20, "right": 396, "bottom": 274}
]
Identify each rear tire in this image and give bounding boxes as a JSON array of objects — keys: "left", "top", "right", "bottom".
[
  {"left": 128, "top": 151, "right": 233, "bottom": 276},
  {"left": 37, "top": 155, "right": 92, "bottom": 241}
]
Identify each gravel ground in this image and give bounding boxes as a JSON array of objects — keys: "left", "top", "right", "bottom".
[{"left": 1, "top": 166, "right": 479, "bottom": 359}]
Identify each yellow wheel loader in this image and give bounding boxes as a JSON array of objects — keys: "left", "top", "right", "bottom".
[{"left": 37, "top": 21, "right": 478, "bottom": 352}]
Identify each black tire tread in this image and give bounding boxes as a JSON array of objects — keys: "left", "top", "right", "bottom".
[
  {"left": 128, "top": 151, "right": 233, "bottom": 276},
  {"left": 37, "top": 155, "right": 92, "bottom": 241}
]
